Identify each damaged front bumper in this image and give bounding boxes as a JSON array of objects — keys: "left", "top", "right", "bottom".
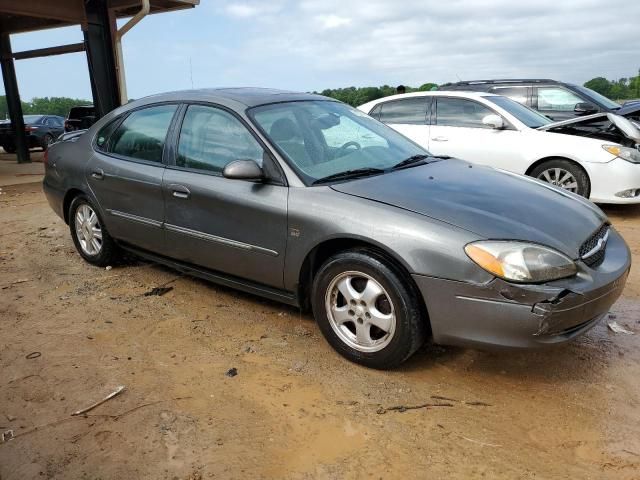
[{"left": 413, "top": 228, "right": 631, "bottom": 349}]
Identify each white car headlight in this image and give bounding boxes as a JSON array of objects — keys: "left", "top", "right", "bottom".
[
  {"left": 603, "top": 144, "right": 640, "bottom": 164},
  {"left": 465, "top": 241, "right": 577, "bottom": 283}
]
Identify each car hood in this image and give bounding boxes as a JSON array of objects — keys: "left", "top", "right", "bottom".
[
  {"left": 537, "top": 112, "right": 640, "bottom": 143},
  {"left": 331, "top": 159, "right": 606, "bottom": 258}
]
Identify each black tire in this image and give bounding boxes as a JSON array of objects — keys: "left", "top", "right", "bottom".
[
  {"left": 529, "top": 159, "right": 590, "bottom": 198},
  {"left": 42, "top": 134, "right": 54, "bottom": 151},
  {"left": 3, "top": 144, "right": 16, "bottom": 154},
  {"left": 68, "top": 195, "right": 119, "bottom": 267},
  {"left": 311, "top": 248, "right": 427, "bottom": 369}
]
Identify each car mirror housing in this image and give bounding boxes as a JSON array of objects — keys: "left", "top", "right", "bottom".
[
  {"left": 574, "top": 102, "right": 598, "bottom": 114},
  {"left": 482, "top": 114, "right": 504, "bottom": 129},
  {"left": 222, "top": 159, "right": 264, "bottom": 181}
]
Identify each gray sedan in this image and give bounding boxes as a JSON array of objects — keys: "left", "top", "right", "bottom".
[{"left": 43, "top": 88, "right": 631, "bottom": 369}]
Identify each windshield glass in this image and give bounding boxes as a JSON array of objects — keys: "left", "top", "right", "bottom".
[
  {"left": 23, "top": 115, "right": 43, "bottom": 124},
  {"left": 249, "top": 100, "right": 429, "bottom": 185},
  {"left": 574, "top": 85, "right": 621, "bottom": 110},
  {"left": 485, "top": 96, "right": 552, "bottom": 128}
]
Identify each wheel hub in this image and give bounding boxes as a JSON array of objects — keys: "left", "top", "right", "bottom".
[
  {"left": 75, "top": 204, "right": 103, "bottom": 256},
  {"left": 325, "top": 271, "right": 396, "bottom": 353}
]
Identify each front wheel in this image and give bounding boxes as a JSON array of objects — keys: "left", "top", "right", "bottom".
[
  {"left": 530, "top": 159, "right": 590, "bottom": 198},
  {"left": 311, "top": 249, "right": 427, "bottom": 369},
  {"left": 69, "top": 195, "right": 119, "bottom": 267}
]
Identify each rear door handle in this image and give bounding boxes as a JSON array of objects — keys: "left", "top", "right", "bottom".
[
  {"left": 431, "top": 136, "right": 448, "bottom": 142},
  {"left": 169, "top": 184, "right": 191, "bottom": 199},
  {"left": 91, "top": 169, "right": 104, "bottom": 180}
]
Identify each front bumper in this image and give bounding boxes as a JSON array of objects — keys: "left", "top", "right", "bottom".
[
  {"left": 413, "top": 228, "right": 631, "bottom": 348},
  {"left": 587, "top": 158, "right": 640, "bottom": 204}
]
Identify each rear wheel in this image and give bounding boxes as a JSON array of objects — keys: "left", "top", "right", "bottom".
[
  {"left": 68, "top": 195, "right": 119, "bottom": 267},
  {"left": 530, "top": 159, "right": 590, "bottom": 198},
  {"left": 311, "top": 249, "right": 427, "bottom": 369}
]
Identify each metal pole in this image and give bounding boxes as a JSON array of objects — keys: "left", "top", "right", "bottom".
[{"left": 0, "top": 32, "right": 29, "bottom": 163}]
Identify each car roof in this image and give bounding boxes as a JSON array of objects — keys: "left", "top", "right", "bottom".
[
  {"left": 361, "top": 90, "right": 498, "bottom": 108},
  {"left": 444, "top": 79, "right": 561, "bottom": 86},
  {"left": 130, "top": 88, "right": 331, "bottom": 109}
]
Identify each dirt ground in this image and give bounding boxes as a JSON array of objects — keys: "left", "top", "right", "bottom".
[{"left": 1, "top": 178, "right": 640, "bottom": 480}]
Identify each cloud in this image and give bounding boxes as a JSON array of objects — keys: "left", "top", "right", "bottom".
[
  {"left": 316, "top": 14, "right": 351, "bottom": 30},
  {"left": 222, "top": 0, "right": 640, "bottom": 90},
  {"left": 6, "top": 0, "right": 639, "bottom": 100}
]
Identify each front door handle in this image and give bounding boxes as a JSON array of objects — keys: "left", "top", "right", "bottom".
[
  {"left": 91, "top": 169, "right": 104, "bottom": 180},
  {"left": 431, "top": 136, "right": 448, "bottom": 142},
  {"left": 169, "top": 184, "right": 191, "bottom": 199}
]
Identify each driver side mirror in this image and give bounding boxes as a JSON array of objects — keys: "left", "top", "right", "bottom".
[
  {"left": 574, "top": 102, "right": 598, "bottom": 115},
  {"left": 482, "top": 114, "right": 505, "bottom": 129},
  {"left": 223, "top": 159, "right": 263, "bottom": 181}
]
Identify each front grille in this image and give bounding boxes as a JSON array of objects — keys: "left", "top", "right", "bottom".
[{"left": 579, "top": 223, "right": 610, "bottom": 268}]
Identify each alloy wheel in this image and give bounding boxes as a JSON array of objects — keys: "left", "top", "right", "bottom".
[
  {"left": 325, "top": 271, "right": 396, "bottom": 352},
  {"left": 537, "top": 168, "right": 578, "bottom": 193},
  {"left": 74, "top": 204, "right": 103, "bottom": 255}
]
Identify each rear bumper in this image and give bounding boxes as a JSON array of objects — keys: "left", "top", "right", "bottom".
[
  {"left": 413, "top": 228, "right": 631, "bottom": 348},
  {"left": 43, "top": 175, "right": 66, "bottom": 221},
  {"left": 0, "top": 133, "right": 44, "bottom": 148}
]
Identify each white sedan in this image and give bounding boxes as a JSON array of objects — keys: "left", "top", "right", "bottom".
[{"left": 358, "top": 91, "right": 640, "bottom": 203}]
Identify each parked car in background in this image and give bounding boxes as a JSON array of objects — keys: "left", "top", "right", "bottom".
[
  {"left": 65, "top": 105, "right": 96, "bottom": 132},
  {"left": 0, "top": 114, "right": 65, "bottom": 153},
  {"left": 440, "top": 79, "right": 640, "bottom": 123},
  {"left": 359, "top": 91, "right": 640, "bottom": 203},
  {"left": 43, "top": 88, "right": 630, "bottom": 368}
]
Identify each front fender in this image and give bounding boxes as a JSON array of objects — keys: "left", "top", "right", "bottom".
[{"left": 283, "top": 187, "right": 492, "bottom": 292}]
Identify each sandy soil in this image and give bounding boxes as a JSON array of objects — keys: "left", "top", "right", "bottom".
[{"left": 1, "top": 182, "right": 640, "bottom": 479}]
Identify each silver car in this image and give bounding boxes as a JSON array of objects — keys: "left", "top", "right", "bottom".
[{"left": 43, "top": 89, "right": 631, "bottom": 369}]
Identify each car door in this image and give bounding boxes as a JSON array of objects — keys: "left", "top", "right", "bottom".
[
  {"left": 44, "top": 116, "right": 64, "bottom": 139},
  {"left": 162, "top": 103, "right": 288, "bottom": 289},
  {"left": 374, "top": 97, "right": 430, "bottom": 148},
  {"left": 534, "top": 86, "right": 591, "bottom": 121},
  {"left": 86, "top": 103, "right": 179, "bottom": 254},
  {"left": 428, "top": 97, "right": 525, "bottom": 171}
]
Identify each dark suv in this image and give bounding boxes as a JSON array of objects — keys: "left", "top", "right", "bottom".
[
  {"left": 441, "top": 79, "right": 639, "bottom": 122},
  {"left": 64, "top": 105, "right": 96, "bottom": 132}
]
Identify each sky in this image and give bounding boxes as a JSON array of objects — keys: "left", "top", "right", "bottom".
[{"left": 2, "top": 0, "right": 639, "bottom": 101}]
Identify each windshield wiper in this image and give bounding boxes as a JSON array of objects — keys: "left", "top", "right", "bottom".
[
  {"left": 312, "top": 168, "right": 385, "bottom": 185},
  {"left": 391, "top": 154, "right": 448, "bottom": 170}
]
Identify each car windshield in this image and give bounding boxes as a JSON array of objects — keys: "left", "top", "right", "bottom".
[
  {"left": 249, "top": 100, "right": 430, "bottom": 185},
  {"left": 23, "top": 115, "right": 43, "bottom": 124},
  {"left": 485, "top": 96, "right": 552, "bottom": 128},
  {"left": 574, "top": 85, "right": 620, "bottom": 110}
]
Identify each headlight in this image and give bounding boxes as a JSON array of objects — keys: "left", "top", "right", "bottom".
[
  {"left": 602, "top": 144, "right": 640, "bottom": 163},
  {"left": 465, "top": 241, "right": 577, "bottom": 283}
]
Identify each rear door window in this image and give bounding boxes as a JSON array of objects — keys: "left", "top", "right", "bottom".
[
  {"left": 489, "top": 86, "right": 530, "bottom": 105},
  {"left": 378, "top": 98, "right": 428, "bottom": 124},
  {"left": 108, "top": 104, "right": 178, "bottom": 163},
  {"left": 435, "top": 97, "right": 495, "bottom": 128},
  {"left": 536, "top": 87, "right": 585, "bottom": 111}
]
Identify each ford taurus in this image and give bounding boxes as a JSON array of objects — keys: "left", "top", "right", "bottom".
[{"left": 43, "top": 89, "right": 631, "bottom": 369}]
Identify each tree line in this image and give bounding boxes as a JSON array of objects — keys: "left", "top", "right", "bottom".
[
  {"left": 0, "top": 96, "right": 91, "bottom": 119},
  {"left": 0, "top": 70, "right": 638, "bottom": 117}
]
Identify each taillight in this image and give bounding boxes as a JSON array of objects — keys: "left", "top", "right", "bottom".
[
  {"left": 43, "top": 148, "right": 49, "bottom": 166},
  {"left": 25, "top": 126, "right": 38, "bottom": 132}
]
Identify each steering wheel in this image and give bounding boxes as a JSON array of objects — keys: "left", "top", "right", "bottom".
[{"left": 336, "top": 141, "right": 361, "bottom": 158}]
